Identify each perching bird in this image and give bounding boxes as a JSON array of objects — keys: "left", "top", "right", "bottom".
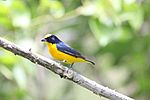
[{"left": 41, "top": 34, "right": 95, "bottom": 67}]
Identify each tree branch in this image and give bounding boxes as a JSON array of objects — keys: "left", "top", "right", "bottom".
[{"left": 0, "top": 37, "right": 134, "bottom": 100}]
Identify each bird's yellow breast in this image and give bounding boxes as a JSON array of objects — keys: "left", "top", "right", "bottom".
[{"left": 47, "top": 43, "right": 85, "bottom": 64}]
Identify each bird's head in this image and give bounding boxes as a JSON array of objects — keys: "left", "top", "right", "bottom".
[{"left": 41, "top": 34, "right": 61, "bottom": 44}]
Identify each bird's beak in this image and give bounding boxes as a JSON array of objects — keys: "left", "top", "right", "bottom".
[{"left": 41, "top": 38, "right": 46, "bottom": 42}]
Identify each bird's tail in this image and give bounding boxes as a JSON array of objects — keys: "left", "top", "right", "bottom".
[{"left": 85, "top": 59, "right": 95, "bottom": 65}]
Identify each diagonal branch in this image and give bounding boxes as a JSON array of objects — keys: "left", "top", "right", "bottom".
[{"left": 0, "top": 37, "right": 134, "bottom": 100}]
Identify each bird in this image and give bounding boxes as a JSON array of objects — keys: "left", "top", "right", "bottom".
[{"left": 41, "top": 34, "right": 95, "bottom": 67}]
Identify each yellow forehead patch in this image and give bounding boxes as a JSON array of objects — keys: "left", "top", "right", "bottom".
[{"left": 44, "top": 34, "right": 52, "bottom": 38}]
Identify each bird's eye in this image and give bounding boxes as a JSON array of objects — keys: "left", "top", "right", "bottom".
[{"left": 45, "top": 37, "right": 50, "bottom": 42}]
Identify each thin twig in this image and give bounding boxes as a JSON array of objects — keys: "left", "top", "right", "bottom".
[{"left": 0, "top": 37, "right": 134, "bottom": 100}]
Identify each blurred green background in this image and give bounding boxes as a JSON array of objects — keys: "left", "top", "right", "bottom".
[{"left": 0, "top": 0, "right": 150, "bottom": 100}]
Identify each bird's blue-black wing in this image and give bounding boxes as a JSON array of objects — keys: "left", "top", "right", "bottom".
[{"left": 56, "top": 42, "right": 85, "bottom": 59}]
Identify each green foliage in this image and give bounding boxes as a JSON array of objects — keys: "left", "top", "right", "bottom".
[{"left": 0, "top": 0, "right": 150, "bottom": 100}]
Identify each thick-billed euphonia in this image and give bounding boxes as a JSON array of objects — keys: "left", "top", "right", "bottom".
[{"left": 41, "top": 34, "right": 95, "bottom": 67}]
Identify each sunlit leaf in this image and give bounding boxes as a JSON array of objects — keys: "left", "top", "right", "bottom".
[{"left": 0, "top": 51, "right": 18, "bottom": 66}]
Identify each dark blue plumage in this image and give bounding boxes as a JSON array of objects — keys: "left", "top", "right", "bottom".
[
  {"left": 45, "top": 35, "right": 61, "bottom": 44},
  {"left": 56, "top": 42, "right": 85, "bottom": 59}
]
